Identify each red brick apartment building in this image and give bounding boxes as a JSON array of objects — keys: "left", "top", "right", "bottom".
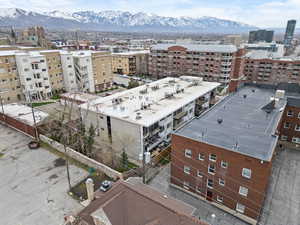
[
  {"left": 243, "top": 54, "right": 300, "bottom": 85},
  {"left": 149, "top": 44, "right": 245, "bottom": 85},
  {"left": 171, "top": 86, "right": 285, "bottom": 224}
]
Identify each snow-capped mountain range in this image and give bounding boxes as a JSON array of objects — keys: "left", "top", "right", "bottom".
[{"left": 0, "top": 8, "right": 257, "bottom": 33}]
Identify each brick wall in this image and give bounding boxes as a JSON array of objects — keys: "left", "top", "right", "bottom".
[
  {"left": 0, "top": 113, "right": 36, "bottom": 138},
  {"left": 171, "top": 134, "right": 272, "bottom": 221}
]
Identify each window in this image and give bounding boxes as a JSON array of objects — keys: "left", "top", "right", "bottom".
[
  {"left": 217, "top": 195, "right": 223, "bottom": 203},
  {"left": 198, "top": 153, "right": 205, "bottom": 161},
  {"left": 236, "top": 203, "right": 245, "bottom": 214},
  {"left": 295, "top": 125, "right": 300, "bottom": 131},
  {"left": 207, "top": 179, "right": 213, "bottom": 189},
  {"left": 242, "top": 168, "right": 252, "bottom": 179},
  {"left": 197, "top": 170, "right": 203, "bottom": 178},
  {"left": 219, "top": 178, "right": 225, "bottom": 186},
  {"left": 287, "top": 110, "right": 293, "bottom": 117},
  {"left": 239, "top": 186, "right": 248, "bottom": 197},
  {"left": 196, "top": 186, "right": 202, "bottom": 193},
  {"left": 281, "top": 135, "right": 288, "bottom": 141},
  {"left": 292, "top": 137, "right": 300, "bottom": 144},
  {"left": 221, "top": 161, "right": 228, "bottom": 168},
  {"left": 183, "top": 181, "right": 189, "bottom": 190},
  {"left": 26, "top": 78, "right": 31, "bottom": 81},
  {"left": 284, "top": 122, "right": 290, "bottom": 129},
  {"left": 209, "top": 154, "right": 217, "bottom": 162},
  {"left": 185, "top": 149, "right": 192, "bottom": 158},
  {"left": 208, "top": 164, "right": 216, "bottom": 174},
  {"left": 184, "top": 166, "right": 191, "bottom": 174}
]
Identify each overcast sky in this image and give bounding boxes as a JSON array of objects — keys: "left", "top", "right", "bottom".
[{"left": 1, "top": 0, "right": 299, "bottom": 28}]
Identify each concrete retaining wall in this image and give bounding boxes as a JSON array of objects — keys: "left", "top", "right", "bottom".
[{"left": 40, "top": 134, "right": 123, "bottom": 180}]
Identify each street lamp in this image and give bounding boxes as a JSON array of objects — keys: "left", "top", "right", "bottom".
[{"left": 0, "top": 89, "right": 9, "bottom": 125}]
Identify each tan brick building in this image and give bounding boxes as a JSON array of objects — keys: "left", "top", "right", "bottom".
[
  {"left": 41, "top": 51, "right": 64, "bottom": 93},
  {"left": 112, "top": 50, "right": 149, "bottom": 75},
  {"left": 0, "top": 52, "right": 23, "bottom": 103},
  {"left": 91, "top": 51, "right": 113, "bottom": 92}
]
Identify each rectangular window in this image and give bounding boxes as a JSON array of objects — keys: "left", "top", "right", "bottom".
[
  {"left": 197, "top": 170, "right": 203, "bottom": 178},
  {"left": 208, "top": 164, "right": 216, "bottom": 174},
  {"left": 209, "top": 154, "right": 217, "bottom": 162},
  {"left": 242, "top": 168, "right": 252, "bottom": 179},
  {"left": 217, "top": 195, "right": 223, "bottom": 203},
  {"left": 219, "top": 178, "right": 225, "bottom": 186},
  {"left": 183, "top": 181, "right": 190, "bottom": 190},
  {"left": 198, "top": 153, "right": 205, "bottom": 161},
  {"left": 221, "top": 161, "right": 228, "bottom": 168},
  {"left": 292, "top": 137, "right": 300, "bottom": 144},
  {"left": 185, "top": 149, "right": 192, "bottom": 158},
  {"left": 287, "top": 110, "right": 293, "bottom": 117},
  {"left": 281, "top": 135, "right": 288, "bottom": 141},
  {"left": 295, "top": 125, "right": 300, "bottom": 131},
  {"left": 236, "top": 203, "right": 245, "bottom": 214},
  {"left": 239, "top": 186, "right": 249, "bottom": 197},
  {"left": 207, "top": 179, "right": 213, "bottom": 189},
  {"left": 284, "top": 122, "right": 290, "bottom": 129},
  {"left": 184, "top": 166, "right": 191, "bottom": 174}
]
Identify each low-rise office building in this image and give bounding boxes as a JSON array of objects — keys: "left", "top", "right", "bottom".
[
  {"left": 171, "top": 86, "right": 285, "bottom": 224},
  {"left": 80, "top": 76, "right": 220, "bottom": 163}
]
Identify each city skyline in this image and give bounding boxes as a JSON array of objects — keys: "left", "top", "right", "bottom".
[{"left": 0, "top": 0, "right": 299, "bottom": 28}]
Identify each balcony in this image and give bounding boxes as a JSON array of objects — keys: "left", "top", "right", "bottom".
[
  {"left": 221, "top": 62, "right": 232, "bottom": 66},
  {"left": 174, "top": 111, "right": 187, "bottom": 120}
]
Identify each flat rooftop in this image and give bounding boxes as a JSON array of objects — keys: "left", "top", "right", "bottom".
[
  {"left": 80, "top": 76, "right": 220, "bottom": 127},
  {"left": 151, "top": 44, "right": 237, "bottom": 53},
  {"left": 176, "top": 86, "right": 285, "bottom": 161},
  {"left": 112, "top": 50, "right": 150, "bottom": 56},
  {"left": 2, "top": 103, "right": 48, "bottom": 126}
]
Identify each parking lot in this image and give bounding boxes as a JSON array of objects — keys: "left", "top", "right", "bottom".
[
  {"left": 0, "top": 125, "right": 88, "bottom": 225},
  {"left": 149, "top": 147, "right": 300, "bottom": 225},
  {"left": 259, "top": 148, "right": 300, "bottom": 225}
]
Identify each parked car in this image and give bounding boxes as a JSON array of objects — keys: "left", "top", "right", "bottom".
[{"left": 99, "top": 180, "right": 112, "bottom": 192}]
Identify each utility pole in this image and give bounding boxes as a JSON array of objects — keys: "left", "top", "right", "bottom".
[
  {"left": 63, "top": 134, "right": 71, "bottom": 191},
  {"left": 28, "top": 92, "right": 39, "bottom": 141},
  {"left": 142, "top": 147, "right": 146, "bottom": 184}
]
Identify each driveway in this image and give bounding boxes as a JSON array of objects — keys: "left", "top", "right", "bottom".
[
  {"left": 148, "top": 165, "right": 249, "bottom": 225},
  {"left": 0, "top": 125, "right": 88, "bottom": 225}
]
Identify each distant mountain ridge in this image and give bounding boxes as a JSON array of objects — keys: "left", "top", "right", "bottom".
[{"left": 0, "top": 8, "right": 258, "bottom": 34}]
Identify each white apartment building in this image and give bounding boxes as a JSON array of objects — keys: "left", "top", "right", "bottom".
[
  {"left": 60, "top": 52, "right": 78, "bottom": 92},
  {"left": 80, "top": 76, "right": 220, "bottom": 163},
  {"left": 15, "top": 52, "right": 52, "bottom": 101},
  {"left": 72, "top": 51, "right": 95, "bottom": 93}
]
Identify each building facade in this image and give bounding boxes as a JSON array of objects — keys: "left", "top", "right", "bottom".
[
  {"left": 171, "top": 86, "right": 283, "bottom": 224},
  {"left": 80, "top": 76, "right": 219, "bottom": 163},
  {"left": 112, "top": 50, "right": 149, "bottom": 75},
  {"left": 284, "top": 20, "right": 297, "bottom": 47},
  {"left": 248, "top": 30, "right": 274, "bottom": 44},
  {"left": 91, "top": 51, "right": 113, "bottom": 92},
  {"left": 244, "top": 57, "right": 300, "bottom": 85},
  {"left": 149, "top": 44, "right": 240, "bottom": 85},
  {"left": 0, "top": 52, "right": 22, "bottom": 103}
]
